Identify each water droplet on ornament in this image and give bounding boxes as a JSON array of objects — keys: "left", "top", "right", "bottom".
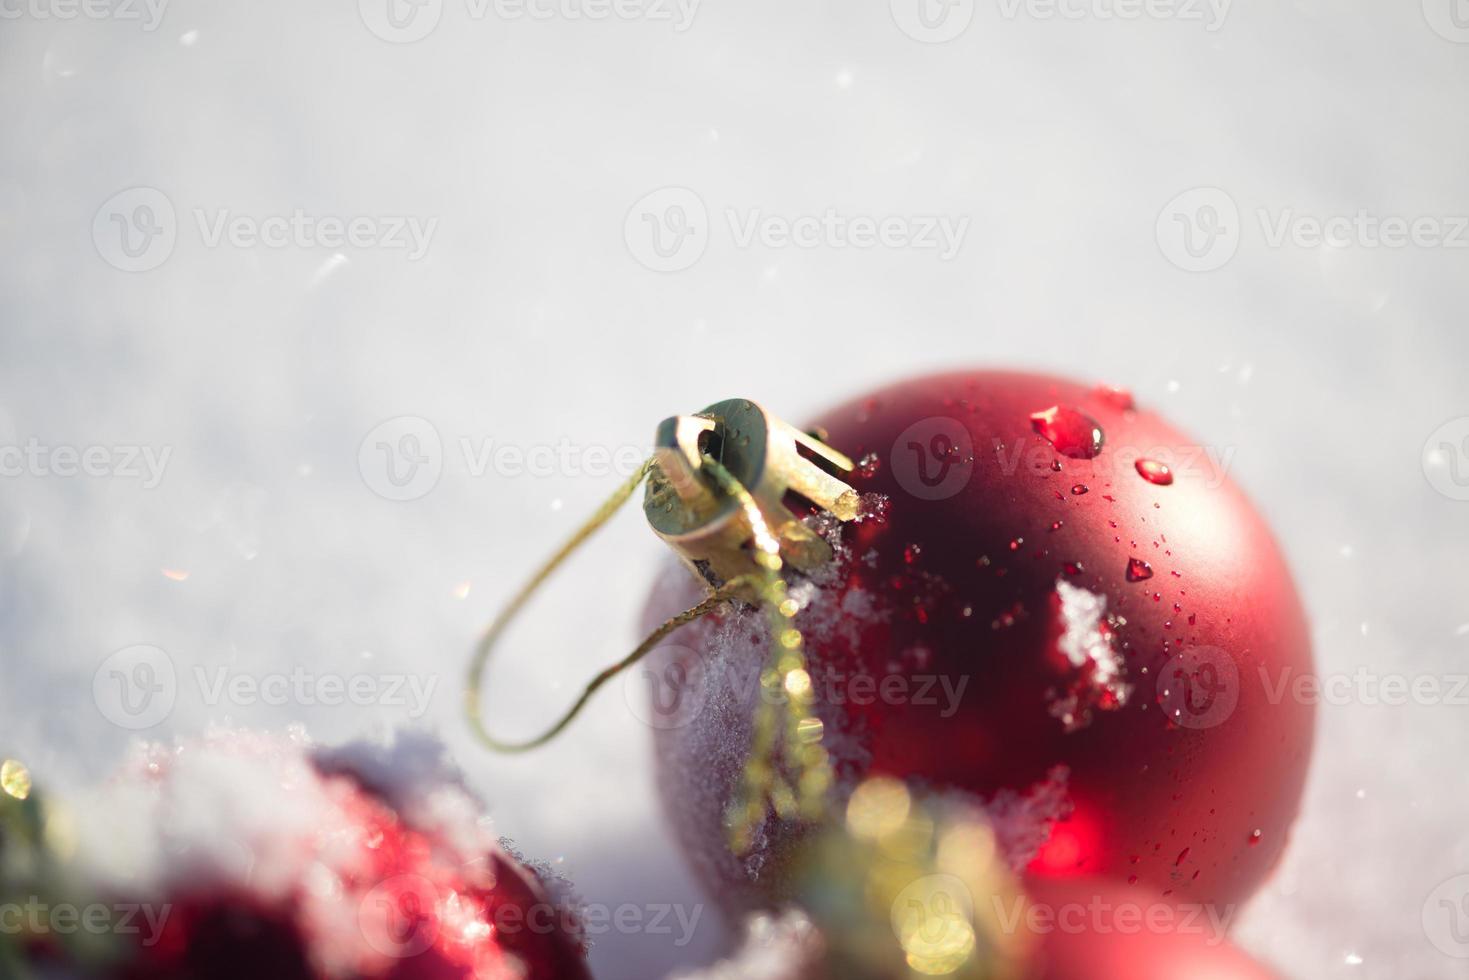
[
  {"left": 1126, "top": 558, "right": 1153, "bottom": 582},
  {"left": 1071, "top": 484, "right": 1089, "bottom": 496},
  {"left": 857, "top": 452, "right": 881, "bottom": 478},
  {"left": 1030, "top": 406, "right": 1105, "bottom": 459},
  {"left": 1175, "top": 847, "right": 1190, "bottom": 866},
  {"left": 857, "top": 494, "right": 891, "bottom": 524},
  {"left": 1135, "top": 459, "right": 1174, "bottom": 485},
  {"left": 1127, "top": 874, "right": 1138, "bottom": 884},
  {"left": 1009, "top": 538, "right": 1023, "bottom": 551},
  {"left": 1050, "top": 521, "right": 1064, "bottom": 531},
  {"left": 1248, "top": 829, "right": 1262, "bottom": 846},
  {"left": 1063, "top": 561, "right": 1084, "bottom": 576},
  {"left": 1050, "top": 460, "right": 1063, "bottom": 472},
  {"left": 904, "top": 544, "right": 921, "bottom": 565},
  {"left": 1095, "top": 385, "right": 1136, "bottom": 411}
]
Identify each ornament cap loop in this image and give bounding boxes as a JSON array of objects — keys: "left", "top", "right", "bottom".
[{"left": 643, "top": 398, "right": 860, "bottom": 585}]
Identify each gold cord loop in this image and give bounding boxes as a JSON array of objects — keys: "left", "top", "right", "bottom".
[
  {"left": 465, "top": 457, "right": 739, "bottom": 753},
  {"left": 466, "top": 437, "right": 841, "bottom": 852}
]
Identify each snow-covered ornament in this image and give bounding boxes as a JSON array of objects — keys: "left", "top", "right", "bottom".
[
  {"left": 0, "top": 730, "right": 590, "bottom": 980},
  {"left": 640, "top": 374, "right": 1314, "bottom": 916}
]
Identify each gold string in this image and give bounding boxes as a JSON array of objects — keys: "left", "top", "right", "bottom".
[
  {"left": 700, "top": 457, "right": 834, "bottom": 852},
  {"left": 465, "top": 452, "right": 834, "bottom": 853},
  {"left": 465, "top": 457, "right": 707, "bottom": 752}
]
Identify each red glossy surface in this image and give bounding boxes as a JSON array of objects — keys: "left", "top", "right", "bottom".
[
  {"left": 28, "top": 744, "right": 591, "bottom": 980},
  {"left": 644, "top": 370, "right": 1314, "bottom": 917},
  {"left": 1022, "top": 878, "right": 1280, "bottom": 980}
]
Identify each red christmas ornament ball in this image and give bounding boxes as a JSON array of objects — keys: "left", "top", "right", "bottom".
[
  {"left": 643, "top": 370, "right": 1314, "bottom": 915},
  {"left": 1021, "top": 877, "right": 1280, "bottom": 980},
  {"left": 21, "top": 731, "right": 590, "bottom": 980}
]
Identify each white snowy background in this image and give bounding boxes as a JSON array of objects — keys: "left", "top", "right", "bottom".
[{"left": 1, "top": 1, "right": 1467, "bottom": 977}]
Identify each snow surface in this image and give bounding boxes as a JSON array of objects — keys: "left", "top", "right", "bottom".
[{"left": 1, "top": 3, "right": 1467, "bottom": 977}]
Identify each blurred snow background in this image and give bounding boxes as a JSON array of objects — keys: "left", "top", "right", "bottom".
[{"left": 1, "top": 1, "right": 1467, "bottom": 976}]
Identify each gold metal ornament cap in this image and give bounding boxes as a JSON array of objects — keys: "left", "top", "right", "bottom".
[{"left": 642, "top": 398, "right": 861, "bottom": 586}]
